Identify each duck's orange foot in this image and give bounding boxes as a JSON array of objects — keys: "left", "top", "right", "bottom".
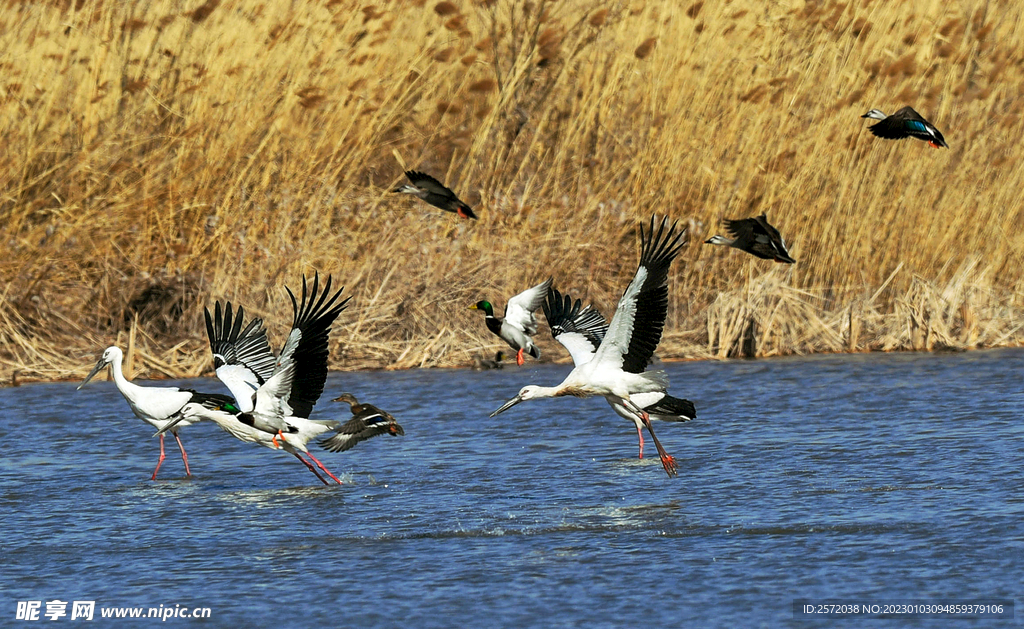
[
  {"left": 928, "top": 141, "right": 940, "bottom": 149},
  {"left": 272, "top": 430, "right": 284, "bottom": 448},
  {"left": 516, "top": 348, "right": 525, "bottom": 366}
]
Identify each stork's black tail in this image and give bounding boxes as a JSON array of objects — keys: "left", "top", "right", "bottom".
[{"left": 644, "top": 394, "right": 696, "bottom": 421}]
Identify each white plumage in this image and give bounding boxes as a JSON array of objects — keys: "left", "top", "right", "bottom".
[
  {"left": 490, "top": 216, "right": 688, "bottom": 477},
  {"left": 77, "top": 346, "right": 232, "bottom": 480}
]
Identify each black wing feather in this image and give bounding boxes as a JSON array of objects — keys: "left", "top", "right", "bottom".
[
  {"left": 621, "top": 216, "right": 686, "bottom": 374},
  {"left": 644, "top": 394, "right": 696, "bottom": 421},
  {"left": 205, "top": 302, "right": 277, "bottom": 382},
  {"left": 542, "top": 286, "right": 608, "bottom": 347},
  {"left": 282, "top": 273, "right": 351, "bottom": 419}
]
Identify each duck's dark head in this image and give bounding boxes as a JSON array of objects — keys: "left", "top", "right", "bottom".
[
  {"left": 332, "top": 392, "right": 359, "bottom": 407},
  {"left": 454, "top": 201, "right": 477, "bottom": 220},
  {"left": 470, "top": 300, "right": 494, "bottom": 316},
  {"left": 217, "top": 401, "right": 241, "bottom": 414}
]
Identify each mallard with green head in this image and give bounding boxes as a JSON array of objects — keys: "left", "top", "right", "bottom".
[{"left": 470, "top": 277, "right": 553, "bottom": 365}]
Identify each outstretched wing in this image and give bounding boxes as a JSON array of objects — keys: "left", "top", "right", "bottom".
[
  {"left": 318, "top": 407, "right": 405, "bottom": 453},
  {"left": 274, "top": 273, "right": 351, "bottom": 419},
  {"left": 406, "top": 171, "right": 456, "bottom": 198},
  {"left": 543, "top": 286, "right": 608, "bottom": 367},
  {"left": 504, "top": 277, "right": 552, "bottom": 335},
  {"left": 593, "top": 216, "right": 686, "bottom": 374},
  {"left": 205, "top": 302, "right": 276, "bottom": 412}
]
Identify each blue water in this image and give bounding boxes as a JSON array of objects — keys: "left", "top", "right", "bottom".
[{"left": 1, "top": 350, "right": 1022, "bottom": 627}]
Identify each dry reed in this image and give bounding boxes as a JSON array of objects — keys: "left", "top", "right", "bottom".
[{"left": 2, "top": 0, "right": 1024, "bottom": 384}]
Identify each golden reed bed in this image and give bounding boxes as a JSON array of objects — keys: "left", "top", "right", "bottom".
[{"left": 2, "top": 0, "right": 1023, "bottom": 383}]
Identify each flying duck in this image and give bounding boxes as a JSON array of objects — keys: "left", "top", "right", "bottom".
[
  {"left": 704, "top": 213, "right": 796, "bottom": 263},
  {"left": 393, "top": 170, "right": 477, "bottom": 219},
  {"left": 861, "top": 106, "right": 948, "bottom": 148},
  {"left": 319, "top": 393, "right": 406, "bottom": 453},
  {"left": 471, "top": 277, "right": 553, "bottom": 366}
]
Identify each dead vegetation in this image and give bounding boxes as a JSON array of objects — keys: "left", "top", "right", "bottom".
[{"left": 2, "top": 0, "right": 1024, "bottom": 383}]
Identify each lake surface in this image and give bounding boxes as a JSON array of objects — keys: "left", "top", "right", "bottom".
[{"left": 1, "top": 349, "right": 1021, "bottom": 627}]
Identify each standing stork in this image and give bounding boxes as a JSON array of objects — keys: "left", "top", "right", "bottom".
[
  {"left": 543, "top": 286, "right": 696, "bottom": 460},
  {"left": 160, "top": 273, "right": 351, "bottom": 484},
  {"left": 490, "top": 216, "right": 688, "bottom": 477},
  {"left": 77, "top": 346, "right": 233, "bottom": 480},
  {"left": 470, "top": 277, "right": 553, "bottom": 365}
]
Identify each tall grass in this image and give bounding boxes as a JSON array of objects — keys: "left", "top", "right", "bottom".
[{"left": 2, "top": 0, "right": 1023, "bottom": 382}]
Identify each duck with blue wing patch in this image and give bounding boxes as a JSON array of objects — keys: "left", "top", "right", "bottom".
[
  {"left": 861, "top": 106, "right": 948, "bottom": 148},
  {"left": 319, "top": 393, "right": 405, "bottom": 453}
]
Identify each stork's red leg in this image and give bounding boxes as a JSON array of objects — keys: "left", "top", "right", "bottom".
[
  {"left": 293, "top": 453, "right": 329, "bottom": 485},
  {"left": 305, "top": 452, "right": 343, "bottom": 484},
  {"left": 636, "top": 424, "right": 645, "bottom": 459},
  {"left": 151, "top": 434, "right": 167, "bottom": 480},
  {"left": 641, "top": 413, "right": 678, "bottom": 478},
  {"left": 172, "top": 431, "right": 191, "bottom": 477},
  {"left": 516, "top": 348, "right": 525, "bottom": 366}
]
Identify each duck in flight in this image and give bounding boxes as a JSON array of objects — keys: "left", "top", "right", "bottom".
[
  {"left": 471, "top": 277, "right": 553, "bottom": 366},
  {"left": 394, "top": 170, "right": 477, "bottom": 219},
  {"left": 490, "top": 217, "right": 687, "bottom": 477},
  {"left": 861, "top": 106, "right": 948, "bottom": 148},
  {"left": 319, "top": 393, "right": 405, "bottom": 453},
  {"left": 704, "top": 213, "right": 796, "bottom": 263},
  {"left": 543, "top": 286, "right": 696, "bottom": 460}
]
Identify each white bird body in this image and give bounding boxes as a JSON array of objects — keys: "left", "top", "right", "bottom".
[
  {"left": 472, "top": 277, "right": 553, "bottom": 365},
  {"left": 491, "top": 217, "right": 688, "bottom": 477},
  {"left": 160, "top": 402, "right": 342, "bottom": 484},
  {"left": 542, "top": 286, "right": 697, "bottom": 458},
  {"left": 77, "top": 346, "right": 232, "bottom": 479},
  {"left": 168, "top": 274, "right": 351, "bottom": 484}
]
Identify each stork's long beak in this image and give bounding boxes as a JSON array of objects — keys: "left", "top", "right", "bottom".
[
  {"left": 489, "top": 393, "right": 523, "bottom": 417},
  {"left": 77, "top": 358, "right": 108, "bottom": 390},
  {"left": 153, "top": 413, "right": 187, "bottom": 437}
]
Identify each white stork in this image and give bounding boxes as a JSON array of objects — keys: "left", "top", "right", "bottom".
[
  {"left": 160, "top": 401, "right": 343, "bottom": 485},
  {"left": 77, "top": 346, "right": 233, "bottom": 480},
  {"left": 490, "top": 216, "right": 688, "bottom": 477},
  {"left": 542, "top": 286, "right": 696, "bottom": 460},
  {"left": 159, "top": 273, "right": 351, "bottom": 484},
  {"left": 470, "top": 277, "right": 553, "bottom": 365}
]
